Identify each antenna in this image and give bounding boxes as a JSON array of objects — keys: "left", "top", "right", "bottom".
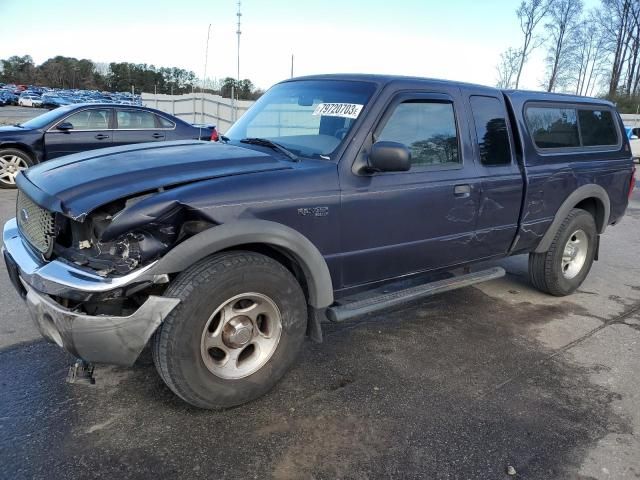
[
  {"left": 202, "top": 23, "right": 212, "bottom": 125},
  {"left": 236, "top": 1, "right": 242, "bottom": 120}
]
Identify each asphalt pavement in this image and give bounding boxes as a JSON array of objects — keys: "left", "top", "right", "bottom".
[
  {"left": 0, "top": 185, "right": 639, "bottom": 479},
  {"left": 0, "top": 105, "right": 43, "bottom": 125}
]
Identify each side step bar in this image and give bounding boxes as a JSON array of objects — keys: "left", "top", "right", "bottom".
[{"left": 326, "top": 266, "right": 505, "bottom": 323}]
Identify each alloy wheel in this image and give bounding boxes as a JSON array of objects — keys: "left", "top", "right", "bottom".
[
  {"left": 0, "top": 154, "right": 28, "bottom": 186},
  {"left": 200, "top": 292, "right": 283, "bottom": 379},
  {"left": 561, "top": 229, "right": 588, "bottom": 279}
]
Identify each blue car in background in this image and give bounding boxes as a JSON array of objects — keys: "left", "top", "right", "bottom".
[
  {"left": 0, "top": 91, "right": 18, "bottom": 106},
  {"left": 41, "top": 93, "right": 74, "bottom": 109},
  {"left": 625, "top": 126, "right": 640, "bottom": 160},
  {"left": 0, "top": 103, "right": 218, "bottom": 188}
]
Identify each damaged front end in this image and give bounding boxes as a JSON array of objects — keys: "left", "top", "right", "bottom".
[
  {"left": 54, "top": 191, "right": 214, "bottom": 279},
  {"left": 3, "top": 189, "right": 214, "bottom": 365}
]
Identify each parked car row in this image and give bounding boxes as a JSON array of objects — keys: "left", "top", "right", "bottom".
[
  {"left": 0, "top": 83, "right": 142, "bottom": 109},
  {"left": 0, "top": 103, "right": 217, "bottom": 188}
]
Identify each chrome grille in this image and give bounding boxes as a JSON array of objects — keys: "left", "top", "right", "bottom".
[{"left": 16, "top": 191, "right": 55, "bottom": 255}]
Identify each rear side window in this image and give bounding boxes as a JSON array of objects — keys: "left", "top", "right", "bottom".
[
  {"left": 469, "top": 96, "right": 512, "bottom": 165},
  {"left": 157, "top": 115, "right": 175, "bottom": 128},
  {"left": 116, "top": 110, "right": 156, "bottom": 129},
  {"left": 378, "top": 101, "right": 460, "bottom": 167},
  {"left": 525, "top": 107, "right": 580, "bottom": 148},
  {"left": 525, "top": 105, "right": 619, "bottom": 150},
  {"left": 578, "top": 109, "right": 617, "bottom": 146}
]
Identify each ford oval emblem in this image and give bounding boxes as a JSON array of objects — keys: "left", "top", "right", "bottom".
[{"left": 20, "top": 208, "right": 29, "bottom": 223}]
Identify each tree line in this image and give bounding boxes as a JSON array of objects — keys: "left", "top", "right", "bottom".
[
  {"left": 0, "top": 55, "right": 262, "bottom": 99},
  {"left": 497, "top": 0, "right": 640, "bottom": 112}
]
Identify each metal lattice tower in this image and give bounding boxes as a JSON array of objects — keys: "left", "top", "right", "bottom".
[{"left": 236, "top": 1, "right": 242, "bottom": 90}]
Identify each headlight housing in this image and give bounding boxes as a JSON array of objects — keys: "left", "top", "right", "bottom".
[{"left": 52, "top": 193, "right": 214, "bottom": 276}]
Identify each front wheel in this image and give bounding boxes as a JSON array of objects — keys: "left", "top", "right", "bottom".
[
  {"left": 152, "top": 251, "right": 308, "bottom": 409},
  {"left": 0, "top": 148, "right": 32, "bottom": 189},
  {"left": 528, "top": 209, "right": 597, "bottom": 296}
]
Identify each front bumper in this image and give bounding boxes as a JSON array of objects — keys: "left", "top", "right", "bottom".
[
  {"left": 24, "top": 283, "right": 179, "bottom": 365},
  {"left": 3, "top": 217, "right": 180, "bottom": 365}
]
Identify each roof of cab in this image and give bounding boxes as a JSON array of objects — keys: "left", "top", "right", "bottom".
[
  {"left": 283, "top": 73, "right": 500, "bottom": 94},
  {"left": 503, "top": 89, "right": 615, "bottom": 107},
  {"left": 282, "top": 73, "right": 613, "bottom": 106}
]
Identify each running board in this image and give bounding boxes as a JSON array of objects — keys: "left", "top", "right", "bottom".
[{"left": 326, "top": 266, "right": 505, "bottom": 323}]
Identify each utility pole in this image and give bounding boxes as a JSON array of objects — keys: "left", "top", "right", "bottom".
[
  {"left": 202, "top": 23, "right": 212, "bottom": 123},
  {"left": 235, "top": 0, "right": 242, "bottom": 121}
]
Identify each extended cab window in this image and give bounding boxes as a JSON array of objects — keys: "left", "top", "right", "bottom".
[
  {"left": 578, "top": 109, "right": 618, "bottom": 146},
  {"left": 470, "top": 96, "right": 511, "bottom": 165},
  {"left": 526, "top": 107, "right": 580, "bottom": 149},
  {"left": 378, "top": 101, "right": 459, "bottom": 167}
]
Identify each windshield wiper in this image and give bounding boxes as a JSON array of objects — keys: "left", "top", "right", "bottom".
[
  {"left": 13, "top": 123, "right": 23, "bottom": 128},
  {"left": 240, "top": 137, "right": 299, "bottom": 162}
]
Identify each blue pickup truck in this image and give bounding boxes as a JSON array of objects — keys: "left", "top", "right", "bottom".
[{"left": 2, "top": 74, "right": 635, "bottom": 408}]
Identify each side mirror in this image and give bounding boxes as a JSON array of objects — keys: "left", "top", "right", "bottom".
[
  {"left": 368, "top": 141, "right": 411, "bottom": 172},
  {"left": 56, "top": 122, "right": 73, "bottom": 131}
]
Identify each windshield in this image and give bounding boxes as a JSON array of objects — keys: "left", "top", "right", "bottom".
[
  {"left": 20, "top": 105, "right": 77, "bottom": 129},
  {"left": 226, "top": 80, "right": 377, "bottom": 158}
]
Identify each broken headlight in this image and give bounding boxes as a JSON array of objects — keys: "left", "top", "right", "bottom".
[{"left": 53, "top": 197, "right": 183, "bottom": 276}]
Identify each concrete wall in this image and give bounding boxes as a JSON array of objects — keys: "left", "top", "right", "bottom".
[
  {"left": 621, "top": 114, "right": 640, "bottom": 126},
  {"left": 140, "top": 92, "right": 255, "bottom": 132}
]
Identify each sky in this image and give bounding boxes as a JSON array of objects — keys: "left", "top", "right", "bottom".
[{"left": 0, "top": 0, "right": 601, "bottom": 91}]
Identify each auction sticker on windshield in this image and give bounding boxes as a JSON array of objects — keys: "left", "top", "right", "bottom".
[{"left": 312, "top": 103, "right": 363, "bottom": 119}]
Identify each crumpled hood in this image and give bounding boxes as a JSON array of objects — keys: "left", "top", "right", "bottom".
[{"left": 18, "top": 140, "right": 291, "bottom": 220}]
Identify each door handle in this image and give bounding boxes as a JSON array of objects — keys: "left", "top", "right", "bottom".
[
  {"left": 95, "top": 134, "right": 110, "bottom": 140},
  {"left": 454, "top": 184, "right": 471, "bottom": 197},
  {"left": 152, "top": 133, "right": 164, "bottom": 139}
]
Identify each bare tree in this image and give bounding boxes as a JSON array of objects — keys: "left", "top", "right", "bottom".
[
  {"left": 599, "top": 0, "right": 639, "bottom": 96},
  {"left": 573, "top": 15, "right": 608, "bottom": 96},
  {"left": 624, "top": 4, "right": 640, "bottom": 95},
  {"left": 543, "top": 0, "right": 583, "bottom": 92},
  {"left": 496, "top": 48, "right": 522, "bottom": 88},
  {"left": 514, "top": 0, "right": 554, "bottom": 88},
  {"left": 94, "top": 62, "right": 110, "bottom": 77}
]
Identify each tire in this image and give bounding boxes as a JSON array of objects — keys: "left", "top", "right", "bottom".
[
  {"left": 528, "top": 208, "right": 597, "bottom": 296},
  {"left": 152, "top": 251, "right": 307, "bottom": 409},
  {"left": 0, "top": 148, "right": 33, "bottom": 189}
]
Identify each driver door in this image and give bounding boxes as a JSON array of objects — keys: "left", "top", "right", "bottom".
[
  {"left": 45, "top": 108, "right": 113, "bottom": 159},
  {"left": 338, "top": 90, "right": 481, "bottom": 288}
]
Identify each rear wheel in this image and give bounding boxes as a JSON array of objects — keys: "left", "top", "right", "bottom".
[
  {"left": 528, "top": 209, "right": 597, "bottom": 296},
  {"left": 0, "top": 148, "right": 32, "bottom": 189},
  {"left": 152, "top": 251, "right": 307, "bottom": 409}
]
